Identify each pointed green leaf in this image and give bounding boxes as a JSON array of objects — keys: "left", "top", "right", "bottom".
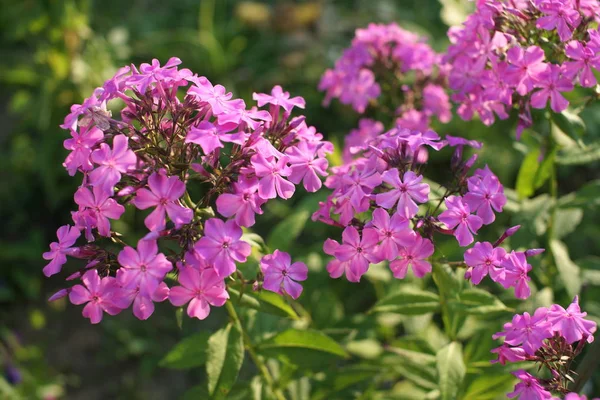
[
  {"left": 550, "top": 239, "right": 581, "bottom": 298},
  {"left": 552, "top": 108, "right": 586, "bottom": 139},
  {"left": 557, "top": 142, "right": 600, "bottom": 165},
  {"left": 160, "top": 331, "right": 211, "bottom": 369},
  {"left": 516, "top": 150, "right": 541, "bottom": 199},
  {"left": 228, "top": 287, "right": 299, "bottom": 319},
  {"left": 452, "top": 288, "right": 509, "bottom": 316},
  {"left": 371, "top": 288, "right": 440, "bottom": 315},
  {"left": 258, "top": 329, "right": 348, "bottom": 358},
  {"left": 437, "top": 342, "right": 466, "bottom": 400},
  {"left": 206, "top": 323, "right": 245, "bottom": 399},
  {"left": 462, "top": 373, "right": 516, "bottom": 400}
]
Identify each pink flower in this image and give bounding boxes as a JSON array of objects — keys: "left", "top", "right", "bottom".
[
  {"left": 530, "top": 64, "right": 574, "bottom": 113},
  {"left": 369, "top": 208, "right": 413, "bottom": 261},
  {"left": 389, "top": 234, "right": 434, "bottom": 279},
  {"left": 506, "top": 46, "right": 547, "bottom": 96},
  {"left": 251, "top": 154, "right": 295, "bottom": 200},
  {"left": 341, "top": 166, "right": 382, "bottom": 210},
  {"left": 69, "top": 270, "right": 122, "bottom": 324},
  {"left": 464, "top": 241, "right": 507, "bottom": 284},
  {"left": 168, "top": 266, "right": 229, "bottom": 320},
  {"left": 260, "top": 250, "right": 308, "bottom": 299},
  {"left": 463, "top": 171, "right": 506, "bottom": 225},
  {"left": 216, "top": 178, "right": 264, "bottom": 227},
  {"left": 536, "top": 0, "right": 581, "bottom": 42},
  {"left": 194, "top": 218, "right": 251, "bottom": 277},
  {"left": 547, "top": 296, "right": 597, "bottom": 344},
  {"left": 63, "top": 125, "right": 104, "bottom": 176},
  {"left": 127, "top": 57, "right": 182, "bottom": 93},
  {"left": 116, "top": 239, "right": 173, "bottom": 294},
  {"left": 564, "top": 40, "right": 600, "bottom": 88},
  {"left": 74, "top": 185, "right": 125, "bottom": 237},
  {"left": 187, "top": 77, "right": 245, "bottom": 115},
  {"left": 490, "top": 345, "right": 527, "bottom": 365},
  {"left": 42, "top": 225, "right": 81, "bottom": 277},
  {"left": 131, "top": 171, "right": 193, "bottom": 231},
  {"left": 285, "top": 142, "right": 329, "bottom": 192},
  {"left": 498, "top": 308, "right": 553, "bottom": 355},
  {"left": 376, "top": 169, "right": 429, "bottom": 217},
  {"left": 334, "top": 226, "right": 379, "bottom": 279},
  {"left": 115, "top": 275, "right": 169, "bottom": 320},
  {"left": 502, "top": 251, "right": 533, "bottom": 299},
  {"left": 438, "top": 195, "right": 483, "bottom": 246},
  {"left": 89, "top": 135, "right": 137, "bottom": 192},
  {"left": 507, "top": 370, "right": 552, "bottom": 399},
  {"left": 184, "top": 121, "right": 245, "bottom": 155},
  {"left": 323, "top": 238, "right": 360, "bottom": 282},
  {"left": 253, "top": 85, "right": 306, "bottom": 112}
]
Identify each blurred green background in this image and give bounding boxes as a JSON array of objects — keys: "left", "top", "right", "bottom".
[{"left": 2, "top": 0, "right": 600, "bottom": 399}]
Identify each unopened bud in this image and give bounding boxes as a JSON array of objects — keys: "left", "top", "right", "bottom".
[{"left": 524, "top": 248, "right": 545, "bottom": 257}]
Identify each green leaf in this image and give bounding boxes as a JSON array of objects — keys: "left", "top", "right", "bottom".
[
  {"left": 258, "top": 329, "right": 348, "bottom": 358},
  {"left": 206, "top": 323, "right": 245, "bottom": 400},
  {"left": 371, "top": 288, "right": 440, "bottom": 315},
  {"left": 550, "top": 239, "right": 581, "bottom": 298},
  {"left": 462, "top": 373, "right": 516, "bottom": 400},
  {"left": 160, "top": 331, "right": 211, "bottom": 369},
  {"left": 432, "top": 264, "right": 465, "bottom": 340},
  {"left": 552, "top": 208, "right": 583, "bottom": 239},
  {"left": 437, "top": 342, "right": 466, "bottom": 400},
  {"left": 557, "top": 142, "right": 600, "bottom": 165},
  {"left": 452, "top": 288, "right": 509, "bottom": 316},
  {"left": 533, "top": 150, "right": 555, "bottom": 190},
  {"left": 181, "top": 385, "right": 210, "bottom": 400},
  {"left": 267, "top": 210, "right": 310, "bottom": 252},
  {"left": 558, "top": 180, "right": 600, "bottom": 209},
  {"left": 515, "top": 149, "right": 541, "bottom": 199},
  {"left": 228, "top": 287, "right": 299, "bottom": 319},
  {"left": 552, "top": 108, "right": 586, "bottom": 139}
]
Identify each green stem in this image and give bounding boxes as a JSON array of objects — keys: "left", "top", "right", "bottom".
[{"left": 224, "top": 301, "right": 287, "bottom": 400}]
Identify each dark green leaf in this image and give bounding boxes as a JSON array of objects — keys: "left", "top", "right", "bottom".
[
  {"left": 552, "top": 108, "right": 586, "bottom": 139},
  {"left": 258, "top": 329, "right": 348, "bottom": 358},
  {"left": 437, "top": 342, "right": 466, "bottom": 400},
  {"left": 160, "top": 331, "right": 211, "bottom": 369},
  {"left": 228, "top": 287, "right": 299, "bottom": 319},
  {"left": 462, "top": 373, "right": 516, "bottom": 400},
  {"left": 267, "top": 210, "right": 310, "bottom": 252},
  {"left": 552, "top": 208, "right": 583, "bottom": 239},
  {"left": 533, "top": 150, "right": 555, "bottom": 190},
  {"left": 206, "top": 323, "right": 245, "bottom": 399},
  {"left": 558, "top": 180, "right": 600, "bottom": 209},
  {"left": 371, "top": 288, "right": 440, "bottom": 315}
]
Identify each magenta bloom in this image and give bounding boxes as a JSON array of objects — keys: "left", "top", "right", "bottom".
[
  {"left": 500, "top": 308, "right": 553, "bottom": 355},
  {"left": 132, "top": 170, "right": 192, "bottom": 231},
  {"left": 194, "top": 218, "right": 251, "bottom": 277},
  {"left": 323, "top": 238, "right": 360, "bottom": 282},
  {"left": 389, "top": 234, "right": 434, "bottom": 279},
  {"left": 547, "top": 296, "right": 597, "bottom": 344},
  {"left": 285, "top": 141, "right": 329, "bottom": 192},
  {"left": 117, "top": 239, "right": 173, "bottom": 294},
  {"left": 463, "top": 172, "right": 506, "bottom": 225},
  {"left": 369, "top": 208, "right": 412, "bottom": 261},
  {"left": 216, "top": 178, "right": 264, "bottom": 227},
  {"left": 376, "top": 169, "right": 429, "bottom": 217},
  {"left": 530, "top": 64, "right": 573, "bottom": 113},
  {"left": 184, "top": 121, "right": 245, "bottom": 155},
  {"left": 42, "top": 225, "right": 81, "bottom": 277},
  {"left": 502, "top": 251, "right": 533, "bottom": 299},
  {"left": 251, "top": 154, "right": 295, "bottom": 200},
  {"left": 438, "top": 195, "right": 483, "bottom": 246},
  {"left": 490, "top": 345, "right": 526, "bottom": 365},
  {"left": 342, "top": 166, "right": 382, "bottom": 210},
  {"left": 507, "top": 370, "right": 552, "bottom": 400},
  {"left": 116, "top": 275, "right": 169, "bottom": 320},
  {"left": 536, "top": 0, "right": 581, "bottom": 42},
  {"left": 260, "top": 250, "right": 308, "bottom": 299},
  {"left": 127, "top": 57, "right": 182, "bottom": 93},
  {"left": 564, "top": 40, "right": 600, "bottom": 88},
  {"left": 89, "top": 135, "right": 137, "bottom": 192},
  {"left": 69, "top": 270, "right": 122, "bottom": 324},
  {"left": 253, "top": 85, "right": 306, "bottom": 112},
  {"left": 74, "top": 185, "right": 125, "bottom": 237},
  {"left": 63, "top": 125, "right": 104, "bottom": 176},
  {"left": 506, "top": 46, "right": 547, "bottom": 96},
  {"left": 168, "top": 266, "right": 229, "bottom": 320},
  {"left": 334, "top": 226, "right": 379, "bottom": 279},
  {"left": 464, "top": 241, "right": 507, "bottom": 285},
  {"left": 187, "top": 77, "right": 244, "bottom": 115}
]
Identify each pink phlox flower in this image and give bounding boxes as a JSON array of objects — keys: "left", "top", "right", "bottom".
[
  {"left": 115, "top": 273, "right": 169, "bottom": 320},
  {"left": 60, "top": 93, "right": 101, "bottom": 131},
  {"left": 260, "top": 250, "right": 308, "bottom": 299},
  {"left": 89, "top": 135, "right": 137, "bottom": 192},
  {"left": 116, "top": 239, "right": 173, "bottom": 294},
  {"left": 251, "top": 154, "right": 295, "bottom": 200},
  {"left": 185, "top": 121, "right": 245, "bottom": 155},
  {"left": 376, "top": 169, "right": 429, "bottom": 218},
  {"left": 502, "top": 251, "right": 533, "bottom": 299},
  {"left": 63, "top": 125, "right": 104, "bottom": 176},
  {"left": 396, "top": 129, "right": 447, "bottom": 151},
  {"left": 285, "top": 141, "right": 329, "bottom": 192},
  {"left": 506, "top": 46, "right": 547, "bottom": 95},
  {"left": 132, "top": 170, "right": 193, "bottom": 231},
  {"left": 334, "top": 226, "right": 379, "bottom": 279},
  {"left": 217, "top": 106, "right": 272, "bottom": 131},
  {"left": 507, "top": 370, "right": 552, "bottom": 399},
  {"left": 98, "top": 66, "right": 131, "bottom": 102},
  {"left": 42, "top": 225, "right": 81, "bottom": 277},
  {"left": 500, "top": 308, "right": 553, "bottom": 355},
  {"left": 368, "top": 208, "right": 413, "bottom": 261},
  {"left": 389, "top": 234, "right": 434, "bottom": 279},
  {"left": 127, "top": 57, "right": 182, "bottom": 93},
  {"left": 187, "top": 76, "right": 245, "bottom": 115},
  {"left": 564, "top": 40, "right": 600, "bottom": 88},
  {"left": 423, "top": 83, "right": 452, "bottom": 123},
  {"left": 216, "top": 178, "right": 265, "bottom": 227},
  {"left": 547, "top": 296, "right": 597, "bottom": 344},
  {"left": 341, "top": 165, "right": 382, "bottom": 210},
  {"left": 490, "top": 344, "right": 527, "bottom": 365},
  {"left": 253, "top": 85, "right": 306, "bottom": 113},
  {"left": 530, "top": 64, "right": 574, "bottom": 112},
  {"left": 74, "top": 185, "right": 125, "bottom": 237},
  {"left": 445, "top": 135, "right": 483, "bottom": 149},
  {"left": 341, "top": 69, "right": 381, "bottom": 113},
  {"left": 464, "top": 241, "right": 507, "bottom": 284},
  {"left": 194, "top": 218, "right": 251, "bottom": 277},
  {"left": 69, "top": 270, "right": 122, "bottom": 324},
  {"left": 438, "top": 195, "right": 483, "bottom": 246},
  {"left": 323, "top": 238, "right": 361, "bottom": 282},
  {"left": 536, "top": 0, "right": 581, "bottom": 42},
  {"left": 463, "top": 170, "right": 506, "bottom": 224},
  {"left": 168, "top": 266, "right": 229, "bottom": 320}
]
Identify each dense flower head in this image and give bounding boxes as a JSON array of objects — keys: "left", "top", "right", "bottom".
[
  {"left": 319, "top": 23, "right": 451, "bottom": 129},
  {"left": 493, "top": 297, "right": 597, "bottom": 398},
  {"left": 45, "top": 58, "right": 331, "bottom": 323},
  {"left": 445, "top": 0, "right": 600, "bottom": 136}
]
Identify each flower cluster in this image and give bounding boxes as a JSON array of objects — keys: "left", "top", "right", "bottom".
[
  {"left": 313, "top": 121, "right": 541, "bottom": 296},
  {"left": 319, "top": 23, "right": 451, "bottom": 131},
  {"left": 492, "top": 297, "right": 597, "bottom": 398},
  {"left": 44, "top": 58, "right": 329, "bottom": 323},
  {"left": 445, "top": 0, "right": 600, "bottom": 136}
]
